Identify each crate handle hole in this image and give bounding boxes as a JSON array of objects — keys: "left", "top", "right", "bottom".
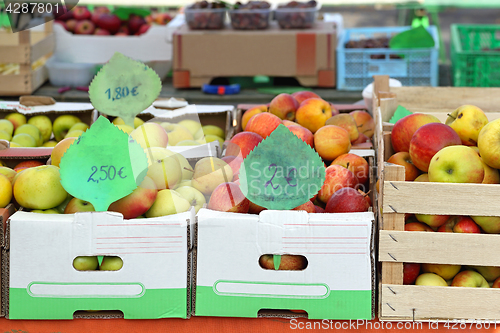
[
  {"left": 259, "top": 254, "right": 308, "bottom": 271},
  {"left": 73, "top": 255, "right": 123, "bottom": 272}
]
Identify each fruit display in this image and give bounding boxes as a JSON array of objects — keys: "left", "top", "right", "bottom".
[
  {"left": 229, "top": 1, "right": 271, "bottom": 30},
  {"left": 344, "top": 36, "right": 402, "bottom": 59},
  {"left": 185, "top": 1, "right": 228, "bottom": 30},
  {"left": 275, "top": 1, "right": 318, "bottom": 29}
]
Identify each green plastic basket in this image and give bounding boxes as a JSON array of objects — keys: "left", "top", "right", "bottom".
[{"left": 451, "top": 24, "right": 500, "bottom": 87}]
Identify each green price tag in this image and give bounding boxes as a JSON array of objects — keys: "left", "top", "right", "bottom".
[
  {"left": 390, "top": 105, "right": 413, "bottom": 124},
  {"left": 239, "top": 124, "right": 325, "bottom": 210},
  {"left": 59, "top": 116, "right": 149, "bottom": 212},
  {"left": 88, "top": 52, "right": 162, "bottom": 128}
]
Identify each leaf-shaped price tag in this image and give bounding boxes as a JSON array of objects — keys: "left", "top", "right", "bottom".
[
  {"left": 239, "top": 124, "right": 325, "bottom": 210},
  {"left": 88, "top": 52, "right": 162, "bottom": 128},
  {"left": 59, "top": 116, "right": 149, "bottom": 212},
  {"left": 390, "top": 105, "right": 413, "bottom": 124}
]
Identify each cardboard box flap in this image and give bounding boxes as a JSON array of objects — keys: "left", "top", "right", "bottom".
[
  {"left": 145, "top": 104, "right": 234, "bottom": 118},
  {"left": 0, "top": 101, "right": 94, "bottom": 114}
]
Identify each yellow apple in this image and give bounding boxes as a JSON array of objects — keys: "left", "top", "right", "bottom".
[
  {"left": 11, "top": 133, "right": 36, "bottom": 147},
  {"left": 161, "top": 122, "right": 194, "bottom": 146},
  {"left": 42, "top": 141, "right": 58, "bottom": 147},
  {"left": 0, "top": 130, "right": 11, "bottom": 141},
  {"left": 130, "top": 123, "right": 169, "bottom": 149},
  {"left": 428, "top": 145, "right": 484, "bottom": 183},
  {"left": 178, "top": 119, "right": 202, "bottom": 136},
  {"left": 204, "top": 134, "right": 224, "bottom": 146},
  {"left": 51, "top": 137, "right": 77, "bottom": 167},
  {"left": 53, "top": 115, "right": 81, "bottom": 141},
  {"left": 146, "top": 189, "right": 191, "bottom": 217},
  {"left": 5, "top": 112, "right": 26, "bottom": 131},
  {"left": 202, "top": 125, "right": 225, "bottom": 139},
  {"left": 0, "top": 174, "right": 12, "bottom": 208},
  {"left": 175, "top": 186, "right": 206, "bottom": 213},
  {"left": 445, "top": 105, "right": 489, "bottom": 146},
  {"left": 295, "top": 98, "right": 332, "bottom": 133},
  {"left": 68, "top": 122, "right": 89, "bottom": 133},
  {"left": 14, "top": 124, "right": 43, "bottom": 146},
  {"left": 0, "top": 119, "right": 14, "bottom": 136},
  {"left": 113, "top": 116, "right": 144, "bottom": 129},
  {"left": 451, "top": 270, "right": 489, "bottom": 288},
  {"left": 27, "top": 115, "right": 52, "bottom": 142},
  {"left": 115, "top": 124, "right": 134, "bottom": 135},
  {"left": 146, "top": 154, "right": 182, "bottom": 190},
  {"left": 31, "top": 208, "right": 60, "bottom": 214},
  {"left": 64, "top": 129, "right": 84, "bottom": 139},
  {"left": 0, "top": 166, "right": 16, "bottom": 183},
  {"left": 422, "top": 263, "right": 461, "bottom": 280},
  {"left": 478, "top": 118, "right": 500, "bottom": 169},
  {"left": 99, "top": 256, "right": 123, "bottom": 271},
  {"left": 415, "top": 273, "right": 448, "bottom": 286},
  {"left": 191, "top": 157, "right": 233, "bottom": 195}
]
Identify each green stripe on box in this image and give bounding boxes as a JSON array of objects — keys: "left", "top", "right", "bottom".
[
  {"left": 195, "top": 286, "right": 371, "bottom": 319},
  {"left": 9, "top": 288, "right": 187, "bottom": 320}
]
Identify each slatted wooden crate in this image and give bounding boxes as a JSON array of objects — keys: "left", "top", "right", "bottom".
[{"left": 373, "top": 76, "right": 500, "bottom": 321}]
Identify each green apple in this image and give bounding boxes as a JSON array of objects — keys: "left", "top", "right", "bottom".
[
  {"left": 422, "top": 263, "right": 461, "bottom": 280},
  {"left": 55, "top": 194, "right": 73, "bottom": 214},
  {"left": 146, "top": 154, "right": 182, "bottom": 190},
  {"left": 73, "top": 256, "right": 99, "bottom": 271},
  {"left": 64, "top": 198, "right": 95, "bottom": 214},
  {"left": 472, "top": 266, "right": 500, "bottom": 282},
  {"left": 31, "top": 208, "right": 60, "bottom": 214},
  {"left": 115, "top": 124, "right": 134, "bottom": 135},
  {"left": 27, "top": 115, "right": 52, "bottom": 142},
  {"left": 192, "top": 157, "right": 233, "bottom": 195},
  {"left": 202, "top": 125, "right": 225, "bottom": 139},
  {"left": 9, "top": 142, "right": 21, "bottom": 148},
  {"left": 113, "top": 116, "right": 144, "bottom": 129},
  {"left": 415, "top": 273, "right": 448, "bottom": 286},
  {"left": 100, "top": 256, "right": 123, "bottom": 271},
  {"left": 177, "top": 179, "right": 192, "bottom": 188},
  {"left": 68, "top": 122, "right": 89, "bottom": 133},
  {"left": 64, "top": 129, "right": 84, "bottom": 139},
  {"left": 11, "top": 133, "right": 36, "bottom": 147},
  {"left": 161, "top": 122, "right": 194, "bottom": 146},
  {"left": 130, "top": 123, "right": 169, "bottom": 149},
  {"left": 53, "top": 115, "right": 81, "bottom": 141},
  {"left": 176, "top": 186, "right": 206, "bottom": 213},
  {"left": 178, "top": 119, "right": 202, "bottom": 136},
  {"left": 0, "top": 130, "right": 11, "bottom": 141},
  {"left": 146, "top": 189, "right": 191, "bottom": 217},
  {"left": 204, "top": 134, "right": 224, "bottom": 146},
  {"left": 0, "top": 166, "right": 17, "bottom": 183},
  {"left": 5, "top": 112, "right": 26, "bottom": 130},
  {"left": 176, "top": 140, "right": 199, "bottom": 146},
  {"left": 0, "top": 119, "right": 14, "bottom": 136},
  {"left": 471, "top": 215, "right": 500, "bottom": 234},
  {"left": 175, "top": 153, "right": 194, "bottom": 180},
  {"left": 42, "top": 141, "right": 58, "bottom": 147},
  {"left": 13, "top": 165, "right": 68, "bottom": 209},
  {"left": 14, "top": 124, "right": 43, "bottom": 146},
  {"left": 428, "top": 145, "right": 484, "bottom": 183}
]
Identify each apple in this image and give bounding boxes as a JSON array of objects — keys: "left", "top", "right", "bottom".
[
  {"left": 451, "top": 216, "right": 482, "bottom": 233},
  {"left": 207, "top": 182, "right": 249, "bottom": 213},
  {"left": 292, "top": 200, "right": 315, "bottom": 213},
  {"left": 269, "top": 93, "right": 299, "bottom": 121},
  {"left": 291, "top": 91, "right": 321, "bottom": 105},
  {"left": 325, "top": 187, "right": 370, "bottom": 213},
  {"left": 225, "top": 131, "right": 263, "bottom": 158},
  {"left": 117, "top": 25, "right": 130, "bottom": 35},
  {"left": 286, "top": 125, "right": 314, "bottom": 148},
  {"left": 115, "top": 124, "right": 134, "bottom": 135},
  {"left": 428, "top": 145, "right": 484, "bottom": 183},
  {"left": 161, "top": 122, "right": 194, "bottom": 146},
  {"left": 403, "top": 263, "right": 421, "bottom": 285},
  {"left": 470, "top": 216, "right": 500, "bottom": 234},
  {"left": 14, "top": 124, "right": 43, "bottom": 146},
  {"left": 100, "top": 256, "right": 123, "bottom": 271},
  {"left": 136, "top": 24, "right": 150, "bottom": 35},
  {"left": 314, "top": 205, "right": 325, "bottom": 213},
  {"left": 97, "top": 14, "right": 121, "bottom": 34},
  {"left": 221, "top": 155, "right": 244, "bottom": 181},
  {"left": 176, "top": 186, "right": 206, "bottom": 213},
  {"left": 13, "top": 160, "right": 44, "bottom": 173},
  {"left": 73, "top": 256, "right": 98, "bottom": 271},
  {"left": 415, "top": 214, "right": 449, "bottom": 228},
  {"left": 480, "top": 158, "right": 500, "bottom": 184},
  {"left": 0, "top": 130, "right": 11, "bottom": 141},
  {"left": 245, "top": 112, "right": 282, "bottom": 139},
  {"left": 0, "top": 174, "right": 12, "bottom": 208},
  {"left": 0, "top": 166, "right": 17, "bottom": 183},
  {"left": 414, "top": 173, "right": 429, "bottom": 182},
  {"left": 0, "top": 119, "right": 14, "bottom": 136},
  {"left": 73, "top": 6, "right": 91, "bottom": 20},
  {"left": 113, "top": 117, "right": 144, "bottom": 129},
  {"left": 203, "top": 134, "right": 224, "bottom": 146},
  {"left": 31, "top": 208, "right": 60, "bottom": 214},
  {"left": 350, "top": 110, "right": 375, "bottom": 138},
  {"left": 14, "top": 166, "right": 68, "bottom": 210},
  {"left": 409, "top": 123, "right": 462, "bottom": 172},
  {"left": 27, "top": 115, "right": 52, "bottom": 143},
  {"left": 472, "top": 266, "right": 500, "bottom": 282},
  {"left": 64, "top": 129, "right": 84, "bottom": 139},
  {"left": 248, "top": 200, "right": 266, "bottom": 214},
  {"left": 259, "top": 254, "right": 307, "bottom": 270},
  {"left": 295, "top": 98, "right": 332, "bottom": 133},
  {"left": 146, "top": 189, "right": 191, "bottom": 217},
  {"left": 51, "top": 137, "right": 77, "bottom": 167},
  {"left": 445, "top": 105, "right": 489, "bottom": 146},
  {"left": 54, "top": 5, "right": 74, "bottom": 21},
  {"left": 358, "top": 189, "right": 372, "bottom": 207},
  {"left": 178, "top": 120, "right": 202, "bottom": 137},
  {"left": 94, "top": 28, "right": 111, "bottom": 35},
  {"left": 5, "top": 113, "right": 27, "bottom": 131},
  {"left": 241, "top": 105, "right": 267, "bottom": 131},
  {"left": 318, "top": 165, "right": 357, "bottom": 203},
  {"left": 53, "top": 115, "right": 81, "bottom": 142},
  {"left": 282, "top": 120, "right": 296, "bottom": 127},
  {"left": 415, "top": 273, "right": 448, "bottom": 286},
  {"left": 391, "top": 113, "right": 441, "bottom": 153},
  {"left": 108, "top": 176, "right": 157, "bottom": 219},
  {"left": 387, "top": 152, "right": 420, "bottom": 181},
  {"left": 404, "top": 222, "right": 434, "bottom": 232},
  {"left": 325, "top": 114, "right": 359, "bottom": 142},
  {"left": 74, "top": 20, "right": 95, "bottom": 35},
  {"left": 313, "top": 125, "right": 351, "bottom": 161},
  {"left": 493, "top": 277, "right": 500, "bottom": 288},
  {"left": 351, "top": 133, "right": 371, "bottom": 146},
  {"left": 11, "top": 134, "right": 36, "bottom": 147},
  {"left": 202, "top": 125, "right": 225, "bottom": 139},
  {"left": 146, "top": 155, "right": 182, "bottom": 190},
  {"left": 192, "top": 157, "right": 233, "bottom": 196},
  {"left": 64, "top": 198, "right": 95, "bottom": 214},
  {"left": 478, "top": 118, "right": 500, "bottom": 169},
  {"left": 422, "top": 263, "right": 461, "bottom": 280},
  {"left": 130, "top": 123, "right": 169, "bottom": 149},
  {"left": 330, "top": 153, "right": 369, "bottom": 186},
  {"left": 452, "top": 270, "right": 489, "bottom": 288},
  {"left": 128, "top": 14, "right": 147, "bottom": 35}
]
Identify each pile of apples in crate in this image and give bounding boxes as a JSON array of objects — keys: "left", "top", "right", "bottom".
[{"left": 385, "top": 105, "right": 500, "bottom": 288}]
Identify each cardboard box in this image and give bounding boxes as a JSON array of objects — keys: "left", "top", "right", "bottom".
[
  {"left": 4, "top": 209, "right": 194, "bottom": 320},
  {"left": 173, "top": 21, "right": 336, "bottom": 88},
  {"left": 0, "top": 22, "right": 54, "bottom": 96},
  {"left": 193, "top": 209, "right": 375, "bottom": 319},
  {"left": 0, "top": 204, "right": 16, "bottom": 318}
]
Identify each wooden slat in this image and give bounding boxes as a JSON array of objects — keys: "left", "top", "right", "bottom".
[
  {"left": 381, "top": 284, "right": 500, "bottom": 321},
  {"left": 379, "top": 97, "right": 400, "bottom": 123},
  {"left": 379, "top": 230, "right": 500, "bottom": 266},
  {"left": 30, "top": 33, "right": 54, "bottom": 62},
  {"left": 0, "top": 45, "right": 30, "bottom": 64},
  {"left": 0, "top": 74, "right": 31, "bottom": 95},
  {"left": 383, "top": 181, "right": 500, "bottom": 216}
]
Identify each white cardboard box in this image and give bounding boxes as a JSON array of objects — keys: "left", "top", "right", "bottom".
[
  {"left": 6, "top": 209, "right": 194, "bottom": 319},
  {"left": 194, "top": 208, "right": 375, "bottom": 319}
]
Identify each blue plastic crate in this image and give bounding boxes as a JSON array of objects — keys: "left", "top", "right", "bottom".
[{"left": 337, "top": 26, "right": 439, "bottom": 91}]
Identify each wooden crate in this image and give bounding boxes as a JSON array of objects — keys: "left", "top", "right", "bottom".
[
  {"left": 0, "top": 22, "right": 54, "bottom": 96},
  {"left": 373, "top": 82, "right": 500, "bottom": 321}
]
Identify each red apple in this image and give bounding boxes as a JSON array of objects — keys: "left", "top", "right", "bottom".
[
  {"left": 221, "top": 155, "right": 244, "bottom": 181},
  {"left": 54, "top": 5, "right": 74, "bottom": 21},
  {"left": 387, "top": 152, "right": 420, "bottom": 181},
  {"left": 452, "top": 216, "right": 482, "bottom": 233},
  {"left": 108, "top": 176, "right": 157, "bottom": 219},
  {"left": 291, "top": 91, "right": 321, "bottom": 105},
  {"left": 74, "top": 20, "right": 95, "bottom": 35},
  {"left": 292, "top": 200, "right": 315, "bottom": 213},
  {"left": 405, "top": 222, "right": 434, "bottom": 232},
  {"left": 72, "top": 7, "right": 91, "bottom": 21},
  {"left": 115, "top": 32, "right": 129, "bottom": 36},
  {"left": 350, "top": 110, "right": 375, "bottom": 138},
  {"left": 493, "top": 277, "right": 500, "bottom": 288},
  {"left": 351, "top": 132, "right": 371, "bottom": 146},
  {"left": 136, "top": 24, "right": 150, "bottom": 35},
  {"left": 325, "top": 187, "right": 370, "bottom": 213},
  {"left": 94, "top": 28, "right": 111, "bottom": 35},
  {"left": 225, "top": 131, "right": 263, "bottom": 158},
  {"left": 451, "top": 270, "right": 489, "bottom": 288},
  {"left": 97, "top": 14, "right": 121, "bottom": 34},
  {"left": 415, "top": 214, "right": 450, "bottom": 228},
  {"left": 128, "top": 15, "right": 147, "bottom": 35},
  {"left": 245, "top": 112, "right": 282, "bottom": 139},
  {"left": 318, "top": 165, "right": 357, "bottom": 203},
  {"left": 259, "top": 254, "right": 307, "bottom": 270},
  {"left": 295, "top": 98, "right": 333, "bottom": 133},
  {"left": 314, "top": 125, "right": 351, "bottom": 161},
  {"left": 13, "top": 160, "right": 44, "bottom": 173},
  {"left": 357, "top": 189, "right": 372, "bottom": 207},
  {"left": 314, "top": 205, "right": 324, "bottom": 213},
  {"left": 409, "top": 123, "right": 461, "bottom": 172},
  {"left": 404, "top": 263, "right": 421, "bottom": 285},
  {"left": 391, "top": 113, "right": 441, "bottom": 153},
  {"left": 269, "top": 93, "right": 299, "bottom": 121},
  {"left": 241, "top": 105, "right": 267, "bottom": 131},
  {"left": 65, "top": 19, "right": 78, "bottom": 32},
  {"left": 64, "top": 198, "right": 95, "bottom": 214},
  {"left": 117, "top": 25, "right": 130, "bottom": 35},
  {"left": 330, "top": 153, "right": 369, "bottom": 186},
  {"left": 287, "top": 125, "right": 314, "bottom": 148},
  {"left": 207, "top": 182, "right": 249, "bottom": 213}
]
